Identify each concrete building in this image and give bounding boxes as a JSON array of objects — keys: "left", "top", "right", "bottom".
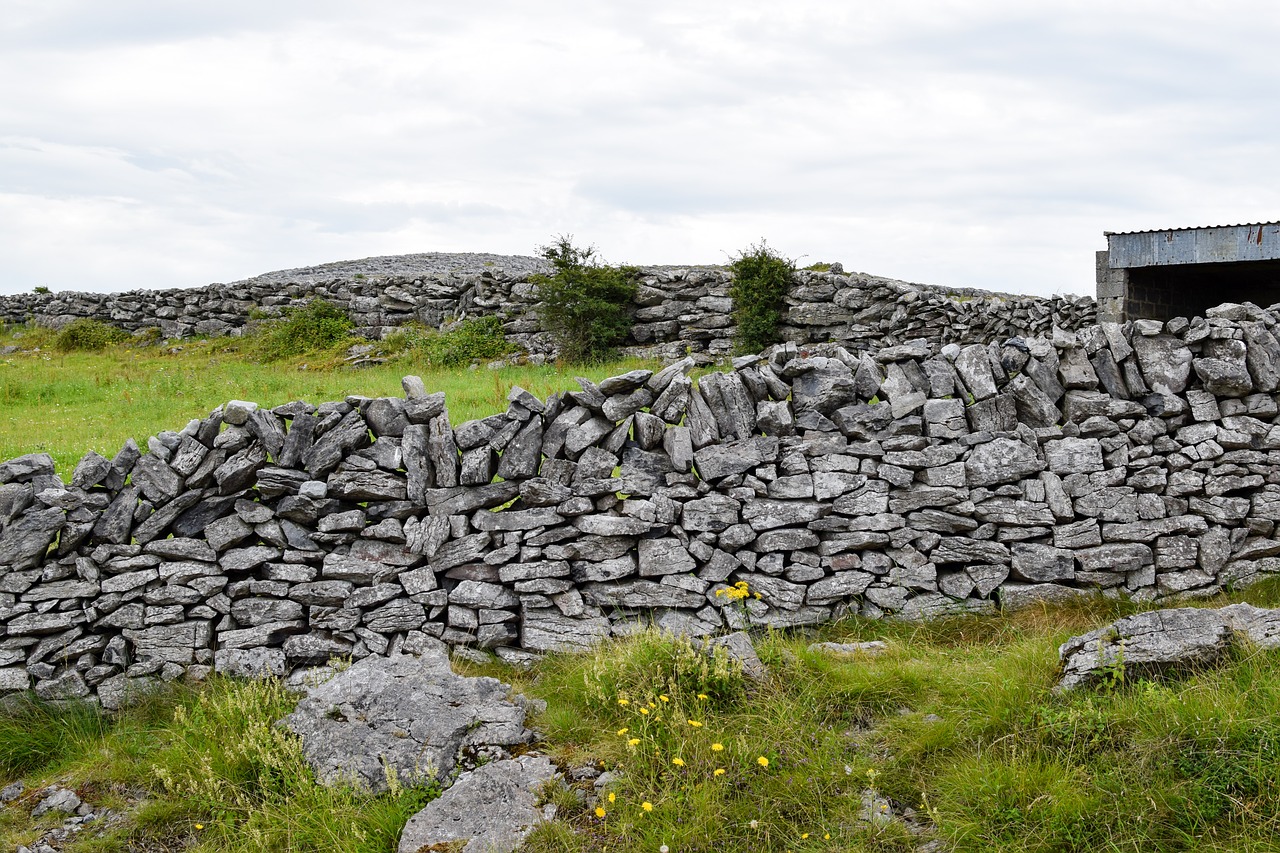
[{"left": 1096, "top": 222, "right": 1280, "bottom": 322}]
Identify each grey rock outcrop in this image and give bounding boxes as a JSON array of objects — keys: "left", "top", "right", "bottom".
[
  {"left": 396, "top": 754, "right": 559, "bottom": 853},
  {"left": 281, "top": 651, "right": 537, "bottom": 793},
  {"left": 1056, "top": 604, "right": 1280, "bottom": 692}
]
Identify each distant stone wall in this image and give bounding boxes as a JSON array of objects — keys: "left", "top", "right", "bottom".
[
  {"left": 3, "top": 301, "right": 1280, "bottom": 705},
  {"left": 0, "top": 260, "right": 1096, "bottom": 359}
]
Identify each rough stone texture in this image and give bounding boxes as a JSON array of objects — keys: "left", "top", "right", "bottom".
[
  {"left": 7, "top": 291, "right": 1280, "bottom": 705},
  {"left": 1057, "top": 608, "right": 1234, "bottom": 691},
  {"left": 396, "top": 754, "right": 559, "bottom": 853},
  {"left": 282, "top": 651, "right": 536, "bottom": 793}
]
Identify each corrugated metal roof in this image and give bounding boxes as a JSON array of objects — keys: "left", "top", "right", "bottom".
[
  {"left": 1106, "top": 223, "right": 1280, "bottom": 268},
  {"left": 1104, "top": 221, "right": 1280, "bottom": 236}
]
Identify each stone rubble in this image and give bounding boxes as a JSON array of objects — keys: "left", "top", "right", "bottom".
[{"left": 2, "top": 302, "right": 1280, "bottom": 703}]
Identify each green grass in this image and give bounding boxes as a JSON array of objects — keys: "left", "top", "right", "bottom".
[
  {"left": 4, "top": 586, "right": 1280, "bottom": 851},
  {"left": 0, "top": 325, "right": 664, "bottom": 473}
]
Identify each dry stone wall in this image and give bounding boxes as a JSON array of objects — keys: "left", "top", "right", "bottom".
[
  {"left": 3, "top": 301, "right": 1279, "bottom": 705},
  {"left": 0, "top": 255, "right": 1095, "bottom": 358}
]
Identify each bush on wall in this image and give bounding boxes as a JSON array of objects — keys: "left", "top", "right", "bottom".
[
  {"left": 729, "top": 241, "right": 796, "bottom": 354},
  {"left": 54, "top": 318, "right": 130, "bottom": 352},
  {"left": 246, "top": 298, "right": 354, "bottom": 361},
  {"left": 532, "top": 236, "right": 638, "bottom": 364}
]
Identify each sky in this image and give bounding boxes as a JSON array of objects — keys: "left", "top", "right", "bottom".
[{"left": 2, "top": 1, "right": 1278, "bottom": 298}]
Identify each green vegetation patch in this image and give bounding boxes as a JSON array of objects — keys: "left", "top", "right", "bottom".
[
  {"left": 532, "top": 236, "right": 638, "bottom": 363},
  {"left": 379, "top": 316, "right": 516, "bottom": 368},
  {"left": 728, "top": 241, "right": 796, "bottom": 354},
  {"left": 53, "top": 319, "right": 130, "bottom": 352},
  {"left": 243, "top": 298, "right": 356, "bottom": 362}
]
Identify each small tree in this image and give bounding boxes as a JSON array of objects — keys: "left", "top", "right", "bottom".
[
  {"left": 729, "top": 240, "right": 795, "bottom": 354},
  {"left": 532, "top": 236, "right": 637, "bottom": 363}
]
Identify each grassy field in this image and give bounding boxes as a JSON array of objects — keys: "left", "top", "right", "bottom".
[
  {"left": 0, "top": 324, "right": 666, "bottom": 473},
  {"left": 3, "top": 324, "right": 1280, "bottom": 852}
]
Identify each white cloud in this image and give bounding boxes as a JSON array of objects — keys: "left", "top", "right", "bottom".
[{"left": 2, "top": 1, "right": 1278, "bottom": 296}]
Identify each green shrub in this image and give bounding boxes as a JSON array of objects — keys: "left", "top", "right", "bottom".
[
  {"left": 245, "top": 298, "right": 355, "bottom": 361},
  {"left": 381, "top": 316, "right": 516, "bottom": 367},
  {"left": 32, "top": 285, "right": 50, "bottom": 294},
  {"left": 532, "top": 236, "right": 638, "bottom": 363},
  {"left": 728, "top": 241, "right": 795, "bottom": 354},
  {"left": 54, "top": 318, "right": 130, "bottom": 351}
]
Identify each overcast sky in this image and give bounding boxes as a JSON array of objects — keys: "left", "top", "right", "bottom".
[{"left": 2, "top": 1, "right": 1277, "bottom": 298}]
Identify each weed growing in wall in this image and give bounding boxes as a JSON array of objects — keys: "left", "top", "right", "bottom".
[
  {"left": 53, "top": 318, "right": 130, "bottom": 352},
  {"left": 244, "top": 298, "right": 355, "bottom": 361},
  {"left": 532, "top": 236, "right": 638, "bottom": 364},
  {"left": 380, "top": 316, "right": 516, "bottom": 367},
  {"left": 728, "top": 241, "right": 795, "bottom": 354}
]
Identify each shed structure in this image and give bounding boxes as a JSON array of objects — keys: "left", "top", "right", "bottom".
[{"left": 1096, "top": 222, "right": 1280, "bottom": 322}]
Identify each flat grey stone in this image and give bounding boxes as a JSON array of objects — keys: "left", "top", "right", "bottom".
[
  {"left": 396, "top": 755, "right": 559, "bottom": 853},
  {"left": 282, "top": 652, "right": 536, "bottom": 793},
  {"left": 1057, "top": 608, "right": 1233, "bottom": 692}
]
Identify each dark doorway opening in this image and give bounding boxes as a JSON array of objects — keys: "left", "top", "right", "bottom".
[{"left": 1125, "top": 258, "right": 1280, "bottom": 321}]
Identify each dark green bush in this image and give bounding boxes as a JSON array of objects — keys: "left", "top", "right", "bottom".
[
  {"left": 246, "top": 298, "right": 354, "bottom": 361},
  {"left": 54, "top": 318, "right": 130, "bottom": 352},
  {"left": 532, "top": 236, "right": 638, "bottom": 363},
  {"left": 728, "top": 241, "right": 795, "bottom": 354},
  {"left": 382, "top": 316, "right": 516, "bottom": 367}
]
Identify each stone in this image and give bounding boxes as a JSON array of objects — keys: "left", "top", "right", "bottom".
[
  {"left": 1132, "top": 335, "right": 1193, "bottom": 395},
  {"left": 1010, "top": 543, "right": 1075, "bottom": 582},
  {"left": 638, "top": 538, "right": 697, "bottom": 576},
  {"left": 964, "top": 438, "right": 1045, "bottom": 487},
  {"left": 521, "top": 609, "right": 612, "bottom": 652},
  {"left": 703, "top": 631, "right": 768, "bottom": 682},
  {"left": 1043, "top": 438, "right": 1104, "bottom": 475},
  {"left": 214, "top": 647, "right": 286, "bottom": 678},
  {"left": 396, "top": 755, "right": 560, "bottom": 853},
  {"left": 1057, "top": 608, "right": 1233, "bottom": 691},
  {"left": 282, "top": 651, "right": 537, "bottom": 793}
]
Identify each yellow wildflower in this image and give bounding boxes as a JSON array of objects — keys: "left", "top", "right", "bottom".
[
  {"left": 672, "top": 757, "right": 685, "bottom": 767},
  {"left": 713, "top": 768, "right": 726, "bottom": 776},
  {"left": 628, "top": 738, "right": 640, "bottom": 746},
  {"left": 595, "top": 806, "right": 606, "bottom": 818},
  {"left": 711, "top": 742, "right": 724, "bottom": 751},
  {"left": 687, "top": 720, "right": 703, "bottom": 727},
  {"left": 195, "top": 824, "right": 205, "bottom": 831},
  {"left": 640, "top": 707, "right": 650, "bottom": 715},
  {"left": 642, "top": 801, "right": 654, "bottom": 812},
  {"left": 697, "top": 693, "right": 709, "bottom": 700},
  {"left": 801, "top": 833, "right": 809, "bottom": 839},
  {"left": 608, "top": 792, "right": 616, "bottom": 803},
  {"left": 757, "top": 756, "right": 769, "bottom": 768},
  {"left": 617, "top": 698, "right": 629, "bottom": 706},
  {"left": 824, "top": 833, "right": 831, "bottom": 840},
  {"left": 659, "top": 695, "right": 669, "bottom": 702},
  {"left": 616, "top": 727, "right": 628, "bottom": 736}
]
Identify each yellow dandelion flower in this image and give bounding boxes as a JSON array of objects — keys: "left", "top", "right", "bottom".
[
  {"left": 713, "top": 768, "right": 726, "bottom": 776},
  {"left": 616, "top": 727, "right": 629, "bottom": 735},
  {"left": 711, "top": 742, "right": 724, "bottom": 751},
  {"left": 824, "top": 833, "right": 831, "bottom": 840},
  {"left": 640, "top": 707, "right": 650, "bottom": 715},
  {"left": 697, "top": 693, "right": 709, "bottom": 700},
  {"left": 642, "top": 801, "right": 654, "bottom": 812},
  {"left": 628, "top": 738, "right": 640, "bottom": 746},
  {"left": 595, "top": 806, "right": 606, "bottom": 818},
  {"left": 195, "top": 824, "right": 205, "bottom": 831},
  {"left": 608, "top": 792, "right": 616, "bottom": 803},
  {"left": 617, "top": 698, "right": 629, "bottom": 706},
  {"left": 757, "top": 756, "right": 769, "bottom": 768},
  {"left": 672, "top": 757, "right": 685, "bottom": 767},
  {"left": 687, "top": 719, "right": 703, "bottom": 727},
  {"left": 659, "top": 695, "right": 669, "bottom": 702},
  {"left": 648, "top": 702, "right": 656, "bottom": 708},
  {"left": 801, "top": 833, "right": 809, "bottom": 839}
]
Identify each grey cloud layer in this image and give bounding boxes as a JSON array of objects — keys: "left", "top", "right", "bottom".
[{"left": 1, "top": 1, "right": 1278, "bottom": 296}]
